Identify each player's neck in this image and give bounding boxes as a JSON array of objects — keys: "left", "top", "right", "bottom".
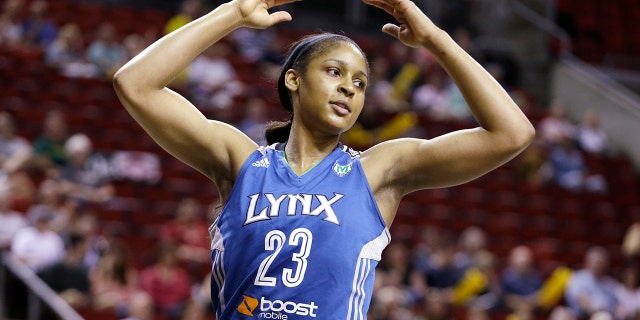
[{"left": 284, "top": 134, "right": 339, "bottom": 175}]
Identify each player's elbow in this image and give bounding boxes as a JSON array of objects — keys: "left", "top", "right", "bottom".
[
  {"left": 507, "top": 122, "right": 536, "bottom": 153},
  {"left": 113, "top": 66, "right": 134, "bottom": 95},
  {"left": 113, "top": 65, "right": 147, "bottom": 104},
  {"left": 519, "top": 122, "right": 536, "bottom": 146}
]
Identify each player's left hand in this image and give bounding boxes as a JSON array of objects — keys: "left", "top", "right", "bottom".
[{"left": 361, "top": 0, "right": 440, "bottom": 48}]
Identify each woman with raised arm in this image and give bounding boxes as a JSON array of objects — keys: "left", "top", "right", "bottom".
[{"left": 113, "top": 0, "right": 535, "bottom": 318}]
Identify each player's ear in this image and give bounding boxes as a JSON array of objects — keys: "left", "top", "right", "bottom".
[{"left": 284, "top": 69, "right": 300, "bottom": 92}]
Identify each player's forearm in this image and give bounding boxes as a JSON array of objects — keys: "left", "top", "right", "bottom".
[
  {"left": 426, "top": 29, "right": 535, "bottom": 148},
  {"left": 114, "top": 3, "right": 243, "bottom": 91}
]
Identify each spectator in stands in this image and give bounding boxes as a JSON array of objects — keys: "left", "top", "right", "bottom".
[
  {"left": 181, "top": 272, "right": 214, "bottom": 320},
  {"left": 69, "top": 212, "right": 106, "bottom": 269},
  {"left": 577, "top": 109, "right": 609, "bottom": 156},
  {"left": 385, "top": 41, "right": 414, "bottom": 95},
  {"left": 237, "top": 97, "right": 269, "bottom": 145},
  {"left": 187, "top": 42, "right": 245, "bottom": 110},
  {"left": 56, "top": 133, "right": 114, "bottom": 207},
  {"left": 109, "top": 150, "right": 161, "bottom": 184},
  {"left": 27, "top": 178, "right": 75, "bottom": 236},
  {"left": 538, "top": 99, "right": 576, "bottom": 146},
  {"left": 38, "top": 233, "right": 91, "bottom": 308},
  {"left": 613, "top": 266, "right": 640, "bottom": 320},
  {"left": 363, "top": 55, "right": 394, "bottom": 112},
  {"left": 45, "top": 23, "right": 99, "bottom": 78},
  {"left": 515, "top": 137, "right": 548, "bottom": 188},
  {"left": 255, "top": 30, "right": 287, "bottom": 81},
  {"left": 622, "top": 222, "right": 640, "bottom": 262},
  {"left": 31, "top": 109, "right": 69, "bottom": 174},
  {"left": 20, "top": 0, "right": 57, "bottom": 48},
  {"left": 0, "top": 0, "right": 24, "bottom": 49},
  {"left": 5, "top": 169, "right": 35, "bottom": 213},
  {"left": 230, "top": 27, "right": 277, "bottom": 63},
  {"left": 163, "top": 0, "right": 202, "bottom": 35},
  {"left": 422, "top": 232, "right": 466, "bottom": 290},
  {"left": 445, "top": 81, "right": 474, "bottom": 123},
  {"left": 380, "top": 242, "right": 413, "bottom": 286},
  {"left": 565, "top": 246, "right": 619, "bottom": 319},
  {"left": 501, "top": 245, "right": 543, "bottom": 319},
  {"left": 412, "top": 67, "right": 451, "bottom": 119},
  {"left": 141, "top": 242, "right": 192, "bottom": 320},
  {"left": 421, "top": 289, "right": 454, "bottom": 320},
  {"left": 454, "top": 226, "right": 488, "bottom": 271},
  {"left": 161, "top": 0, "right": 202, "bottom": 88},
  {"left": 544, "top": 131, "right": 607, "bottom": 192},
  {"left": 160, "top": 197, "right": 210, "bottom": 265},
  {"left": 377, "top": 242, "right": 426, "bottom": 305},
  {"left": 411, "top": 225, "right": 444, "bottom": 273},
  {"left": 89, "top": 240, "right": 154, "bottom": 320},
  {"left": 122, "top": 33, "right": 151, "bottom": 61},
  {"left": 389, "top": 46, "right": 429, "bottom": 112},
  {"left": 0, "top": 111, "right": 32, "bottom": 174},
  {"left": 0, "top": 184, "right": 28, "bottom": 249},
  {"left": 549, "top": 306, "right": 579, "bottom": 320},
  {"left": 0, "top": 112, "right": 35, "bottom": 214},
  {"left": 369, "top": 280, "right": 416, "bottom": 320},
  {"left": 461, "top": 250, "right": 502, "bottom": 317},
  {"left": 342, "top": 102, "right": 420, "bottom": 149},
  {"left": 87, "top": 22, "right": 127, "bottom": 78},
  {"left": 452, "top": 26, "right": 482, "bottom": 63},
  {"left": 11, "top": 206, "right": 66, "bottom": 272}
]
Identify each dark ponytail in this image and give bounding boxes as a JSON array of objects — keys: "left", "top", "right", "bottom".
[{"left": 265, "top": 120, "right": 293, "bottom": 145}]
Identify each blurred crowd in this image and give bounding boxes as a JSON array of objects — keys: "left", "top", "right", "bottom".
[
  {"left": 515, "top": 99, "right": 610, "bottom": 194},
  {"left": 369, "top": 223, "right": 640, "bottom": 320},
  {"left": 0, "top": 106, "right": 214, "bottom": 320},
  {"left": 0, "top": 0, "right": 637, "bottom": 320}
]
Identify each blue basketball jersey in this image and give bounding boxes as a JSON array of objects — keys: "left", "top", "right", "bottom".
[{"left": 209, "top": 143, "right": 390, "bottom": 319}]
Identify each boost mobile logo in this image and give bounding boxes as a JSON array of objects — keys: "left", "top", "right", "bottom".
[
  {"left": 238, "top": 295, "right": 319, "bottom": 318},
  {"left": 237, "top": 295, "right": 259, "bottom": 316}
]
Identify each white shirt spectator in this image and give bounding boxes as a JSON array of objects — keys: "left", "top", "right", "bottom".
[
  {"left": 188, "top": 44, "right": 245, "bottom": 109},
  {"left": 109, "top": 151, "right": 161, "bottom": 183},
  {"left": 577, "top": 110, "right": 608, "bottom": 154},
  {"left": 614, "top": 282, "right": 640, "bottom": 320},
  {"left": 11, "top": 218, "right": 65, "bottom": 271},
  {"left": 412, "top": 80, "right": 450, "bottom": 118},
  {"left": 538, "top": 100, "right": 576, "bottom": 145}
]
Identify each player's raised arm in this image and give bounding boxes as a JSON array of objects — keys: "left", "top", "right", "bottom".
[
  {"left": 112, "top": 0, "right": 294, "bottom": 183},
  {"left": 361, "top": 0, "right": 535, "bottom": 195}
]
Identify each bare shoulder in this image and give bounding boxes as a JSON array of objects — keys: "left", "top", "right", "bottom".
[{"left": 202, "top": 119, "right": 257, "bottom": 182}]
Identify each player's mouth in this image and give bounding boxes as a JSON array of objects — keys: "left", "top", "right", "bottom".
[{"left": 330, "top": 101, "right": 351, "bottom": 115}]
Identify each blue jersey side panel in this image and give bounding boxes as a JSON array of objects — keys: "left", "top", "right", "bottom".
[{"left": 209, "top": 143, "right": 390, "bottom": 319}]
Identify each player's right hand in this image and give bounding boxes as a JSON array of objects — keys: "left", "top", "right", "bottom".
[{"left": 233, "top": 0, "right": 296, "bottom": 29}]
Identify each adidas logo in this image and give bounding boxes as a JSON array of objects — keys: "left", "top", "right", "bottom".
[{"left": 252, "top": 158, "right": 270, "bottom": 168}]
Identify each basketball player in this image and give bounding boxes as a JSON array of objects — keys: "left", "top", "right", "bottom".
[{"left": 113, "top": 0, "right": 535, "bottom": 318}]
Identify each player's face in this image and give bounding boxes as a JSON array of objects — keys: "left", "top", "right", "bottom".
[{"left": 294, "top": 42, "right": 368, "bottom": 136}]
